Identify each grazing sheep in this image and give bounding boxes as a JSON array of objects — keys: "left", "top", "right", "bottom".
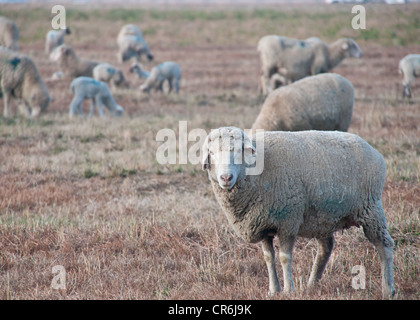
[
  {"left": 0, "top": 47, "right": 51, "bottom": 118},
  {"left": 117, "top": 24, "right": 153, "bottom": 63},
  {"left": 69, "top": 76, "right": 123, "bottom": 118},
  {"left": 93, "top": 63, "right": 130, "bottom": 89},
  {"left": 45, "top": 27, "right": 71, "bottom": 54},
  {"left": 202, "top": 127, "right": 395, "bottom": 298},
  {"left": 0, "top": 16, "right": 18, "bottom": 51},
  {"left": 398, "top": 54, "right": 420, "bottom": 98},
  {"left": 257, "top": 35, "right": 362, "bottom": 95},
  {"left": 50, "top": 44, "right": 100, "bottom": 79},
  {"left": 252, "top": 73, "right": 354, "bottom": 132},
  {"left": 131, "top": 62, "right": 181, "bottom": 94},
  {"left": 129, "top": 62, "right": 150, "bottom": 79}
]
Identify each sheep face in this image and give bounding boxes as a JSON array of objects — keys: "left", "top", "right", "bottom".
[
  {"left": 342, "top": 39, "right": 362, "bottom": 58},
  {"left": 112, "top": 71, "right": 129, "bottom": 88},
  {"left": 50, "top": 45, "right": 71, "bottom": 62},
  {"left": 129, "top": 63, "right": 141, "bottom": 74},
  {"left": 114, "top": 105, "right": 124, "bottom": 117},
  {"left": 139, "top": 83, "right": 150, "bottom": 92},
  {"left": 29, "top": 92, "right": 51, "bottom": 117},
  {"left": 202, "top": 127, "right": 256, "bottom": 190}
]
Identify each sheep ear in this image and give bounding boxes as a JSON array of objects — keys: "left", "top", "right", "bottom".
[
  {"left": 201, "top": 136, "right": 210, "bottom": 171},
  {"left": 342, "top": 42, "right": 349, "bottom": 51}
]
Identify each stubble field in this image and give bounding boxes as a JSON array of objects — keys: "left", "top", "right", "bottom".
[{"left": 0, "top": 3, "right": 419, "bottom": 300}]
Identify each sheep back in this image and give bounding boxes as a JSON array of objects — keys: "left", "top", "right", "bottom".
[
  {"left": 258, "top": 35, "right": 328, "bottom": 82},
  {"left": 252, "top": 73, "right": 354, "bottom": 132},
  {"left": 0, "top": 16, "right": 18, "bottom": 51}
]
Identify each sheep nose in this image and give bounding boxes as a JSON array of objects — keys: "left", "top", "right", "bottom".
[{"left": 220, "top": 174, "right": 233, "bottom": 183}]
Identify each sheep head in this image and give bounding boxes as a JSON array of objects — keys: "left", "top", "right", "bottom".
[
  {"left": 202, "top": 127, "right": 257, "bottom": 190},
  {"left": 340, "top": 38, "right": 362, "bottom": 58}
]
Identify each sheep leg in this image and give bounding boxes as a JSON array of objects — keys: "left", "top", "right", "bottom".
[
  {"left": 173, "top": 78, "right": 180, "bottom": 93},
  {"left": 402, "top": 85, "right": 411, "bottom": 99},
  {"left": 94, "top": 95, "right": 104, "bottom": 118},
  {"left": 88, "top": 99, "right": 95, "bottom": 117},
  {"left": 69, "top": 96, "right": 84, "bottom": 118},
  {"left": 2, "top": 90, "right": 12, "bottom": 117},
  {"left": 402, "top": 73, "right": 413, "bottom": 98},
  {"left": 278, "top": 236, "right": 296, "bottom": 293},
  {"left": 168, "top": 79, "right": 173, "bottom": 94},
  {"left": 361, "top": 203, "right": 396, "bottom": 298},
  {"left": 156, "top": 81, "right": 164, "bottom": 93},
  {"left": 261, "top": 237, "right": 281, "bottom": 295},
  {"left": 307, "top": 236, "right": 334, "bottom": 288}
]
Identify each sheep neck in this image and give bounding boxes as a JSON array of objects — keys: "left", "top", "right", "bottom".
[
  {"left": 211, "top": 175, "right": 257, "bottom": 221},
  {"left": 327, "top": 41, "right": 346, "bottom": 70}
]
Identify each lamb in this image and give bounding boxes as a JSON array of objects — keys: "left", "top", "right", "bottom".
[
  {"left": 398, "top": 54, "right": 420, "bottom": 98},
  {"left": 45, "top": 27, "right": 71, "bottom": 54},
  {"left": 50, "top": 44, "right": 100, "bottom": 79},
  {"left": 0, "top": 47, "right": 51, "bottom": 118},
  {"left": 252, "top": 73, "right": 354, "bottom": 132},
  {"left": 93, "top": 63, "right": 130, "bottom": 89},
  {"left": 117, "top": 24, "right": 153, "bottom": 63},
  {"left": 130, "top": 62, "right": 181, "bottom": 94},
  {"left": 202, "top": 126, "right": 395, "bottom": 298},
  {"left": 69, "top": 77, "right": 123, "bottom": 118},
  {"left": 0, "top": 16, "right": 19, "bottom": 51},
  {"left": 129, "top": 62, "right": 150, "bottom": 79},
  {"left": 257, "top": 35, "right": 362, "bottom": 95}
]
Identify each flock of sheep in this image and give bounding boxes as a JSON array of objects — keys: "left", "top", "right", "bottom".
[
  {"left": 0, "top": 17, "right": 182, "bottom": 118},
  {"left": 1, "top": 12, "right": 417, "bottom": 299}
]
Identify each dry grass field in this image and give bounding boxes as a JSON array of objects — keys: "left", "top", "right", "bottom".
[{"left": 0, "top": 3, "right": 419, "bottom": 300}]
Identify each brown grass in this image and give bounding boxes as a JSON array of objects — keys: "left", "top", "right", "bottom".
[{"left": 0, "top": 4, "right": 419, "bottom": 300}]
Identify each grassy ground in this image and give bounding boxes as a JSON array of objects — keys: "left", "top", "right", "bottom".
[{"left": 0, "top": 4, "right": 419, "bottom": 299}]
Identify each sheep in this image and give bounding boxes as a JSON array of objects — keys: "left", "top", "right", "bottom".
[
  {"left": 257, "top": 35, "right": 362, "bottom": 95},
  {"left": 93, "top": 63, "right": 130, "bottom": 89},
  {"left": 130, "top": 62, "right": 181, "bottom": 94},
  {"left": 129, "top": 62, "right": 150, "bottom": 79},
  {"left": 0, "top": 16, "right": 18, "bottom": 51},
  {"left": 117, "top": 24, "right": 153, "bottom": 63},
  {"left": 398, "top": 54, "right": 420, "bottom": 98},
  {"left": 50, "top": 44, "right": 100, "bottom": 79},
  {"left": 202, "top": 126, "right": 395, "bottom": 298},
  {"left": 69, "top": 76, "right": 123, "bottom": 118},
  {"left": 0, "top": 47, "right": 51, "bottom": 118},
  {"left": 45, "top": 27, "right": 71, "bottom": 54},
  {"left": 252, "top": 73, "right": 354, "bottom": 132}
]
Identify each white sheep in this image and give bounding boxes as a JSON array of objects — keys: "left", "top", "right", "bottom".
[
  {"left": 0, "top": 47, "right": 51, "bottom": 118},
  {"left": 202, "top": 127, "right": 395, "bottom": 298},
  {"left": 398, "top": 54, "right": 420, "bottom": 98},
  {"left": 257, "top": 35, "right": 362, "bottom": 95},
  {"left": 252, "top": 73, "right": 354, "bottom": 132},
  {"left": 50, "top": 44, "right": 100, "bottom": 79},
  {"left": 117, "top": 24, "right": 153, "bottom": 63},
  {"left": 0, "top": 16, "right": 18, "bottom": 51},
  {"left": 93, "top": 63, "right": 130, "bottom": 89},
  {"left": 45, "top": 27, "right": 71, "bottom": 54},
  {"left": 69, "top": 76, "right": 123, "bottom": 118},
  {"left": 130, "top": 62, "right": 181, "bottom": 94}
]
